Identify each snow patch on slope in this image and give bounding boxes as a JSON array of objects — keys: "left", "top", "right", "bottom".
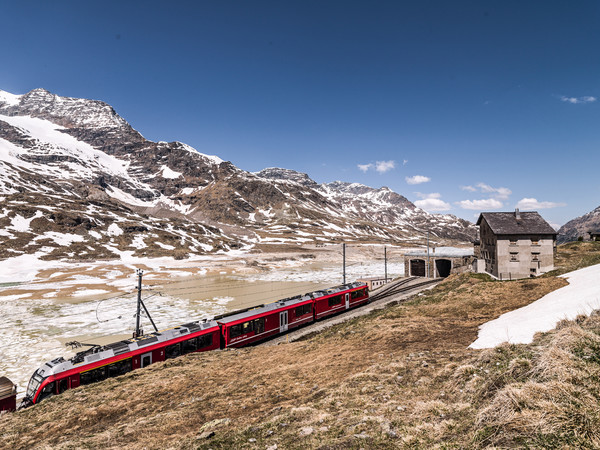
[
  {"left": 0, "top": 90, "right": 21, "bottom": 106},
  {"left": 470, "top": 264, "right": 600, "bottom": 349}
]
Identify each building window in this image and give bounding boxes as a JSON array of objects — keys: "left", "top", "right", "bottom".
[
  {"left": 531, "top": 238, "right": 539, "bottom": 246},
  {"left": 509, "top": 239, "right": 517, "bottom": 246},
  {"left": 532, "top": 252, "right": 540, "bottom": 262},
  {"left": 510, "top": 252, "right": 518, "bottom": 262}
]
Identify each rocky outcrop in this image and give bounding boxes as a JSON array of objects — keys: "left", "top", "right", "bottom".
[{"left": 558, "top": 206, "right": 600, "bottom": 243}]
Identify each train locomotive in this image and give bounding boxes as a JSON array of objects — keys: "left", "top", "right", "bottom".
[{"left": 23, "top": 281, "right": 368, "bottom": 406}]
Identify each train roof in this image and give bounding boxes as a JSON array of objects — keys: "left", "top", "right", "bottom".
[
  {"left": 216, "top": 281, "right": 366, "bottom": 325},
  {"left": 34, "top": 319, "right": 219, "bottom": 378}
]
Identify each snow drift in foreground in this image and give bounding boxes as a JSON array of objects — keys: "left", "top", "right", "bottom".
[{"left": 470, "top": 264, "right": 600, "bottom": 349}]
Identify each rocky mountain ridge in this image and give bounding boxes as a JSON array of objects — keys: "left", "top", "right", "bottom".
[
  {"left": 557, "top": 205, "right": 600, "bottom": 243},
  {"left": 0, "top": 88, "right": 476, "bottom": 261}
]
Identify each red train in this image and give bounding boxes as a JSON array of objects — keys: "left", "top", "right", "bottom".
[{"left": 23, "top": 282, "right": 368, "bottom": 406}]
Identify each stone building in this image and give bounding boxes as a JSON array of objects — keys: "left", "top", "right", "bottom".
[{"left": 476, "top": 209, "right": 557, "bottom": 280}]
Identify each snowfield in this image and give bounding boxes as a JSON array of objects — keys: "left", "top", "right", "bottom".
[{"left": 470, "top": 264, "right": 600, "bottom": 349}]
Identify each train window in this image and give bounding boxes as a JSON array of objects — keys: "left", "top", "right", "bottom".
[
  {"left": 107, "top": 359, "right": 132, "bottom": 377},
  {"left": 351, "top": 289, "right": 366, "bottom": 299},
  {"left": 230, "top": 324, "right": 242, "bottom": 339},
  {"left": 182, "top": 338, "right": 198, "bottom": 354},
  {"left": 58, "top": 378, "right": 68, "bottom": 394},
  {"left": 80, "top": 370, "right": 94, "bottom": 385},
  {"left": 253, "top": 317, "right": 265, "bottom": 334},
  {"left": 295, "top": 304, "right": 311, "bottom": 317},
  {"left": 38, "top": 381, "right": 56, "bottom": 402},
  {"left": 328, "top": 295, "right": 342, "bottom": 307},
  {"left": 166, "top": 343, "right": 181, "bottom": 359},
  {"left": 197, "top": 333, "right": 213, "bottom": 349},
  {"left": 86, "top": 367, "right": 107, "bottom": 383},
  {"left": 242, "top": 321, "right": 252, "bottom": 334}
]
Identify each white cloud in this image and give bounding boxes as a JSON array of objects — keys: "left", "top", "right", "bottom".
[
  {"left": 515, "top": 198, "right": 566, "bottom": 210},
  {"left": 561, "top": 95, "right": 597, "bottom": 104},
  {"left": 375, "top": 160, "right": 395, "bottom": 173},
  {"left": 403, "top": 159, "right": 408, "bottom": 166},
  {"left": 415, "top": 198, "right": 451, "bottom": 212},
  {"left": 476, "top": 183, "right": 511, "bottom": 200},
  {"left": 357, "top": 160, "right": 396, "bottom": 174},
  {"left": 460, "top": 185, "right": 477, "bottom": 192},
  {"left": 414, "top": 193, "right": 450, "bottom": 211},
  {"left": 415, "top": 192, "right": 441, "bottom": 199},
  {"left": 456, "top": 199, "right": 503, "bottom": 210},
  {"left": 405, "top": 175, "right": 431, "bottom": 185}
]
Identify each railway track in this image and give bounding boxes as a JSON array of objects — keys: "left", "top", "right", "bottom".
[
  {"left": 369, "top": 277, "right": 440, "bottom": 302},
  {"left": 262, "top": 276, "right": 442, "bottom": 346}
]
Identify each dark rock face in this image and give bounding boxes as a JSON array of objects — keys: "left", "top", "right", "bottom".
[
  {"left": 558, "top": 206, "right": 600, "bottom": 243},
  {"left": 0, "top": 88, "right": 476, "bottom": 261}
]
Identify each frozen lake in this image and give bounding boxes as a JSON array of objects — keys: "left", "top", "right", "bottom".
[{"left": 0, "top": 253, "right": 404, "bottom": 397}]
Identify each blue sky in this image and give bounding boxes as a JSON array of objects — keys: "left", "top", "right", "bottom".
[{"left": 1, "top": 1, "right": 599, "bottom": 226}]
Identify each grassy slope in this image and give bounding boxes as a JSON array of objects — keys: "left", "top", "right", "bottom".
[{"left": 2, "top": 242, "right": 600, "bottom": 449}]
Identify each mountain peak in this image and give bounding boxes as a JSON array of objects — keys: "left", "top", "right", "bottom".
[
  {"left": 1, "top": 87, "right": 132, "bottom": 130},
  {"left": 254, "top": 167, "right": 318, "bottom": 186}
]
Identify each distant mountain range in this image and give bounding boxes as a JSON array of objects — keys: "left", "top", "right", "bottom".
[
  {"left": 0, "top": 88, "right": 476, "bottom": 261},
  {"left": 557, "top": 205, "right": 600, "bottom": 243}
]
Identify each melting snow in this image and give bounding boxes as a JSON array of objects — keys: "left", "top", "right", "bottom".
[
  {"left": 35, "top": 231, "right": 85, "bottom": 246},
  {"left": 107, "top": 223, "right": 123, "bottom": 236},
  {"left": 160, "top": 165, "right": 182, "bottom": 179},
  {"left": 470, "top": 264, "right": 600, "bottom": 349},
  {"left": 9, "top": 211, "right": 43, "bottom": 232}
]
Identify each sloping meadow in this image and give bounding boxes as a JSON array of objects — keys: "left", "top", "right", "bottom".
[{"left": 1, "top": 245, "right": 600, "bottom": 448}]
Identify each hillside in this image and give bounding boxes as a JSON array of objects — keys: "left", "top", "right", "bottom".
[
  {"left": 0, "top": 88, "right": 475, "bottom": 263},
  {"left": 2, "top": 242, "right": 600, "bottom": 448}
]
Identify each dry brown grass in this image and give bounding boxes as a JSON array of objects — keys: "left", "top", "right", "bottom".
[{"left": 1, "top": 244, "right": 599, "bottom": 448}]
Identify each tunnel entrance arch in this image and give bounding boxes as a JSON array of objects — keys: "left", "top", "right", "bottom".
[
  {"left": 435, "top": 259, "right": 452, "bottom": 278},
  {"left": 410, "top": 259, "right": 426, "bottom": 277}
]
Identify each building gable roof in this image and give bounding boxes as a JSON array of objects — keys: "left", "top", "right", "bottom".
[{"left": 476, "top": 211, "right": 557, "bottom": 236}]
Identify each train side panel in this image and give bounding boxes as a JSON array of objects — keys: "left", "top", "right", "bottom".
[
  {"left": 220, "top": 300, "right": 314, "bottom": 348},
  {"left": 314, "top": 285, "right": 369, "bottom": 320}
]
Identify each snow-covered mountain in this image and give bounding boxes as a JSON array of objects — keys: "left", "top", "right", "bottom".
[
  {"left": 558, "top": 205, "right": 600, "bottom": 243},
  {"left": 0, "top": 88, "right": 475, "bottom": 260}
]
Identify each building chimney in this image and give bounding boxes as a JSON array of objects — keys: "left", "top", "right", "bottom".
[{"left": 515, "top": 208, "right": 521, "bottom": 222}]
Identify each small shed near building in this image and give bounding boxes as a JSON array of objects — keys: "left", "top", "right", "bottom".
[
  {"left": 404, "top": 247, "right": 475, "bottom": 278},
  {"left": 588, "top": 231, "right": 600, "bottom": 241},
  {"left": 357, "top": 277, "right": 392, "bottom": 290}
]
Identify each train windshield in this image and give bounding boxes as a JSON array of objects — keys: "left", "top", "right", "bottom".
[{"left": 26, "top": 370, "right": 45, "bottom": 399}]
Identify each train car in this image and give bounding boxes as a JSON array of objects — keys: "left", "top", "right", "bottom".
[
  {"left": 0, "top": 377, "right": 17, "bottom": 412},
  {"left": 24, "top": 320, "right": 220, "bottom": 405},
  {"left": 217, "top": 294, "right": 315, "bottom": 348},
  {"left": 312, "top": 282, "right": 369, "bottom": 320}
]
